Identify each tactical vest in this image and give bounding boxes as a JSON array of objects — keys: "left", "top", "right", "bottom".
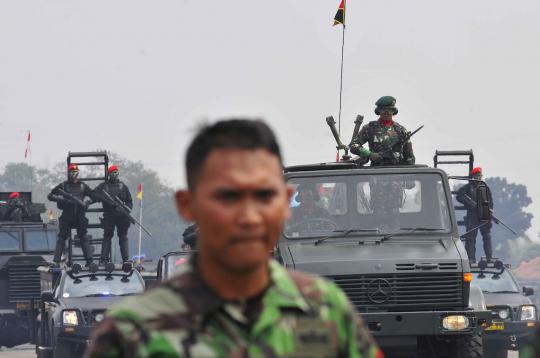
[
  {"left": 57, "top": 181, "right": 86, "bottom": 210},
  {"left": 101, "top": 181, "right": 128, "bottom": 212},
  {"left": 365, "top": 121, "right": 408, "bottom": 153}
]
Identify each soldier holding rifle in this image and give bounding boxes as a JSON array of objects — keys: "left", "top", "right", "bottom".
[
  {"left": 48, "top": 163, "right": 95, "bottom": 266},
  {"left": 350, "top": 96, "right": 416, "bottom": 166},
  {"left": 92, "top": 165, "right": 133, "bottom": 264}
]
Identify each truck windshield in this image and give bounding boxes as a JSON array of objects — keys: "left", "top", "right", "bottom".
[
  {"left": 62, "top": 274, "right": 145, "bottom": 298},
  {"left": 0, "top": 230, "right": 22, "bottom": 251},
  {"left": 284, "top": 173, "right": 452, "bottom": 238},
  {"left": 25, "top": 230, "right": 55, "bottom": 251},
  {"left": 472, "top": 271, "right": 520, "bottom": 293}
]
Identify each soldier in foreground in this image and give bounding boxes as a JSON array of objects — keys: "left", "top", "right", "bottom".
[
  {"left": 456, "top": 167, "right": 494, "bottom": 262},
  {"left": 48, "top": 164, "right": 95, "bottom": 266},
  {"left": 350, "top": 96, "right": 415, "bottom": 166},
  {"left": 93, "top": 165, "right": 133, "bottom": 264},
  {"left": 86, "top": 119, "right": 382, "bottom": 358}
]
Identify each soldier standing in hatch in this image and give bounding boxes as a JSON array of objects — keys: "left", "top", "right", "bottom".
[
  {"left": 94, "top": 165, "right": 133, "bottom": 264},
  {"left": 456, "top": 167, "right": 494, "bottom": 263},
  {"left": 48, "top": 164, "right": 95, "bottom": 266},
  {"left": 5, "top": 192, "right": 31, "bottom": 222},
  {"left": 350, "top": 96, "right": 415, "bottom": 166}
]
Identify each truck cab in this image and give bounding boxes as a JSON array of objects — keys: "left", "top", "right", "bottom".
[{"left": 278, "top": 162, "right": 491, "bottom": 357}]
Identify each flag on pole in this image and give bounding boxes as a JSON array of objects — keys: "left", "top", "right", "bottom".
[
  {"left": 137, "top": 183, "right": 143, "bottom": 200},
  {"left": 24, "top": 130, "right": 31, "bottom": 159},
  {"left": 333, "top": 0, "right": 346, "bottom": 26},
  {"left": 335, "top": 151, "right": 340, "bottom": 162}
]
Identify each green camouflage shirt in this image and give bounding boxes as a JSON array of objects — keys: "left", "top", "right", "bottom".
[
  {"left": 86, "top": 258, "right": 383, "bottom": 358},
  {"left": 350, "top": 120, "right": 415, "bottom": 166}
]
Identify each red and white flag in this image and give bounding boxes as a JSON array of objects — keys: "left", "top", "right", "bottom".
[{"left": 24, "top": 130, "right": 31, "bottom": 159}]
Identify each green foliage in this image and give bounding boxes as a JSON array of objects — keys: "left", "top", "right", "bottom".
[{"left": 0, "top": 155, "right": 187, "bottom": 264}]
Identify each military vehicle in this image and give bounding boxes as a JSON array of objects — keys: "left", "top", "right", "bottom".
[
  {"left": 471, "top": 258, "right": 537, "bottom": 358},
  {"left": 0, "top": 191, "right": 56, "bottom": 348},
  {"left": 273, "top": 119, "right": 492, "bottom": 357},
  {"left": 35, "top": 263, "right": 145, "bottom": 358},
  {"left": 156, "top": 250, "right": 191, "bottom": 282}
]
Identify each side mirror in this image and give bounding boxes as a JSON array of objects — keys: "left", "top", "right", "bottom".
[
  {"left": 41, "top": 291, "right": 56, "bottom": 302},
  {"left": 523, "top": 286, "right": 534, "bottom": 296}
]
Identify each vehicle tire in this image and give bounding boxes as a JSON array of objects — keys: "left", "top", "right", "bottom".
[
  {"left": 454, "top": 332, "right": 484, "bottom": 358},
  {"left": 53, "top": 340, "right": 72, "bottom": 358}
]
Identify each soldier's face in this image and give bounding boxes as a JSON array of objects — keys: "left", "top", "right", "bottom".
[
  {"left": 379, "top": 108, "right": 394, "bottom": 120},
  {"left": 109, "top": 170, "right": 119, "bottom": 182},
  {"left": 68, "top": 170, "right": 79, "bottom": 182},
  {"left": 176, "top": 149, "right": 293, "bottom": 273}
]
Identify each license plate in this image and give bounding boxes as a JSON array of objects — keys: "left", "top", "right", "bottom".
[{"left": 485, "top": 322, "right": 505, "bottom": 331}]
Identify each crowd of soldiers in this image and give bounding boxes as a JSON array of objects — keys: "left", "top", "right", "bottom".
[{"left": 47, "top": 164, "right": 133, "bottom": 267}]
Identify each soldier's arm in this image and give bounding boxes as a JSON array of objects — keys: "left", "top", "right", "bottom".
[
  {"left": 325, "top": 281, "right": 383, "bottom": 358},
  {"left": 350, "top": 127, "right": 371, "bottom": 157},
  {"left": 124, "top": 185, "right": 133, "bottom": 209},
  {"left": 487, "top": 186, "right": 494, "bottom": 210},
  {"left": 455, "top": 185, "right": 467, "bottom": 205},
  {"left": 47, "top": 184, "right": 64, "bottom": 202},
  {"left": 402, "top": 141, "right": 415, "bottom": 165}
]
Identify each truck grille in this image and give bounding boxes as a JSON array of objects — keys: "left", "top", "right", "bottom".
[
  {"left": 329, "top": 273, "right": 464, "bottom": 312},
  {"left": 82, "top": 310, "right": 106, "bottom": 325},
  {"left": 7, "top": 264, "right": 42, "bottom": 303}
]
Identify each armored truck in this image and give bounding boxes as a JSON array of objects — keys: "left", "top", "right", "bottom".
[
  {"left": 0, "top": 191, "right": 56, "bottom": 348},
  {"left": 278, "top": 162, "right": 491, "bottom": 357}
]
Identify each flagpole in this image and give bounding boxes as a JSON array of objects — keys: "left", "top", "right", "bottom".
[
  {"left": 338, "top": 24, "right": 346, "bottom": 138},
  {"left": 137, "top": 189, "right": 143, "bottom": 265}
]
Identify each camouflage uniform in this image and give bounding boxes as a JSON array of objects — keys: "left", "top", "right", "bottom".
[
  {"left": 350, "top": 121, "right": 415, "bottom": 166},
  {"left": 86, "top": 257, "right": 382, "bottom": 358}
]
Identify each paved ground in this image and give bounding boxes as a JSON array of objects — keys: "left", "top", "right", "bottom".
[{"left": 0, "top": 345, "right": 520, "bottom": 358}]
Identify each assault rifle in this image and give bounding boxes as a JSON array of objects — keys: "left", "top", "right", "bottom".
[
  {"left": 379, "top": 125, "right": 424, "bottom": 164},
  {"left": 55, "top": 188, "right": 87, "bottom": 209},
  {"left": 94, "top": 189, "right": 152, "bottom": 238},
  {"left": 463, "top": 194, "right": 517, "bottom": 236}
]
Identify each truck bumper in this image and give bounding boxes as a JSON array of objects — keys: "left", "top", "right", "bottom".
[
  {"left": 361, "top": 310, "right": 491, "bottom": 337},
  {"left": 483, "top": 320, "right": 537, "bottom": 351},
  {"left": 53, "top": 325, "right": 93, "bottom": 346}
]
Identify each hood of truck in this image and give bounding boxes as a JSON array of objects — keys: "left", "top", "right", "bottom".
[
  {"left": 286, "top": 237, "right": 462, "bottom": 275},
  {"left": 483, "top": 292, "right": 532, "bottom": 307},
  {"left": 60, "top": 295, "right": 129, "bottom": 310}
]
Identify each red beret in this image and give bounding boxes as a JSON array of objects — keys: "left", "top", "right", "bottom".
[
  {"left": 108, "top": 165, "right": 119, "bottom": 174},
  {"left": 471, "top": 167, "right": 482, "bottom": 175},
  {"left": 68, "top": 163, "right": 79, "bottom": 172},
  {"left": 9, "top": 192, "right": 20, "bottom": 199}
]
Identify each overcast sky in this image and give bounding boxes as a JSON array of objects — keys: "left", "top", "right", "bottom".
[{"left": 1, "top": 0, "right": 539, "bottom": 236}]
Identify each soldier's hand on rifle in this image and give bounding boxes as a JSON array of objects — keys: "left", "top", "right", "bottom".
[
  {"left": 83, "top": 199, "right": 92, "bottom": 209},
  {"left": 493, "top": 217, "right": 500, "bottom": 225}
]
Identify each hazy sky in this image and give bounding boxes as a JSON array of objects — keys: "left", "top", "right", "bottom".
[{"left": 1, "top": 0, "right": 539, "bottom": 235}]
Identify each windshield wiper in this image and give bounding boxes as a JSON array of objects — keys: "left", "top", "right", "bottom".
[
  {"left": 375, "top": 227, "right": 445, "bottom": 244},
  {"left": 485, "top": 290, "right": 519, "bottom": 294},
  {"left": 314, "top": 228, "right": 379, "bottom": 246}
]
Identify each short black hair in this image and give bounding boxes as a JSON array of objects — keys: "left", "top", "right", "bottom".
[{"left": 185, "top": 119, "right": 282, "bottom": 189}]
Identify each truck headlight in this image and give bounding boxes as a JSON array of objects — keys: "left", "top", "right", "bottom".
[
  {"left": 498, "top": 308, "right": 510, "bottom": 320},
  {"left": 520, "top": 305, "right": 537, "bottom": 321},
  {"left": 442, "top": 315, "right": 470, "bottom": 331},
  {"left": 62, "top": 310, "right": 79, "bottom": 326}
]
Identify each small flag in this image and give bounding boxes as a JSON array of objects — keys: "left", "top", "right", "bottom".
[
  {"left": 333, "top": 0, "right": 346, "bottom": 26},
  {"left": 137, "top": 183, "right": 143, "bottom": 200},
  {"left": 24, "top": 130, "right": 31, "bottom": 159},
  {"left": 336, "top": 151, "right": 340, "bottom": 162}
]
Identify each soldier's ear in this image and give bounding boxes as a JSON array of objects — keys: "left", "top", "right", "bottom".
[
  {"left": 176, "top": 190, "right": 195, "bottom": 222},
  {"left": 284, "top": 184, "right": 294, "bottom": 220}
]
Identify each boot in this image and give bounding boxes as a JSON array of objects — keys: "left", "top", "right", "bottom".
[
  {"left": 100, "top": 237, "right": 112, "bottom": 264},
  {"left": 53, "top": 236, "right": 66, "bottom": 263},
  {"left": 80, "top": 235, "right": 94, "bottom": 266},
  {"left": 119, "top": 236, "right": 130, "bottom": 263}
]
